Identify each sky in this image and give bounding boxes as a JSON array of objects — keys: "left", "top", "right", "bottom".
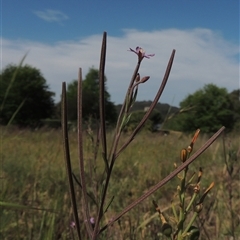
[{"left": 1, "top": 0, "right": 239, "bottom": 107}]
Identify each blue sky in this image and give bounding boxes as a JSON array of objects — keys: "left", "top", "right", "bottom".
[{"left": 1, "top": 0, "right": 239, "bottom": 106}]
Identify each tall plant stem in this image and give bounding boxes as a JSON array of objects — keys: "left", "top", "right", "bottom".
[
  {"left": 61, "top": 82, "right": 82, "bottom": 240},
  {"left": 77, "top": 69, "right": 93, "bottom": 238},
  {"left": 108, "top": 59, "right": 141, "bottom": 163},
  {"left": 99, "top": 32, "right": 107, "bottom": 162},
  {"left": 116, "top": 49, "right": 175, "bottom": 157}
]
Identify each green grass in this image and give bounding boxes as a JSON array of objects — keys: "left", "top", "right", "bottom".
[{"left": 1, "top": 127, "right": 239, "bottom": 239}]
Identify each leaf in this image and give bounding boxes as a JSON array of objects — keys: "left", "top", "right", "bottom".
[
  {"left": 0, "top": 201, "right": 56, "bottom": 213},
  {"left": 102, "top": 153, "right": 109, "bottom": 174},
  {"left": 104, "top": 196, "right": 115, "bottom": 214}
]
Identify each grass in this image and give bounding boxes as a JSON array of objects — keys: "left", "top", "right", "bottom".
[{"left": 1, "top": 126, "right": 239, "bottom": 239}]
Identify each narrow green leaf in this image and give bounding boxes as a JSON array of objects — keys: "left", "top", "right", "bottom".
[
  {"left": 0, "top": 201, "right": 56, "bottom": 212},
  {"left": 0, "top": 53, "right": 28, "bottom": 112}
]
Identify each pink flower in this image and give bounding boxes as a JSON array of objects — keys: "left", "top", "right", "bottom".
[
  {"left": 129, "top": 46, "right": 155, "bottom": 61},
  {"left": 90, "top": 217, "right": 95, "bottom": 224},
  {"left": 84, "top": 217, "right": 95, "bottom": 228},
  {"left": 70, "top": 221, "right": 76, "bottom": 228}
]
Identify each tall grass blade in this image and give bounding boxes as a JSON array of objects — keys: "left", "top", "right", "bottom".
[
  {"left": 6, "top": 97, "right": 27, "bottom": 127},
  {"left": 0, "top": 201, "right": 56, "bottom": 212},
  {"left": 61, "top": 82, "right": 82, "bottom": 240},
  {"left": 38, "top": 211, "right": 47, "bottom": 240},
  {"left": 0, "top": 53, "right": 28, "bottom": 112}
]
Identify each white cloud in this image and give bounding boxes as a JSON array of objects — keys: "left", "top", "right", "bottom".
[
  {"left": 1, "top": 28, "right": 239, "bottom": 106},
  {"left": 33, "top": 9, "right": 68, "bottom": 23}
]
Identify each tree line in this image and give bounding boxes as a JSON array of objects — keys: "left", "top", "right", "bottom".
[{"left": 0, "top": 64, "right": 239, "bottom": 133}]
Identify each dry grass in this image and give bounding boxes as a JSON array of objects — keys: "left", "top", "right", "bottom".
[{"left": 1, "top": 126, "right": 239, "bottom": 239}]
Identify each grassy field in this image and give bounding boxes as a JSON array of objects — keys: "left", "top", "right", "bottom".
[{"left": 1, "top": 126, "right": 239, "bottom": 239}]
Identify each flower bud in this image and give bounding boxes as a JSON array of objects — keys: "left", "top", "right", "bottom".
[
  {"left": 187, "top": 144, "right": 193, "bottom": 153},
  {"left": 180, "top": 148, "right": 188, "bottom": 162},
  {"left": 187, "top": 129, "right": 200, "bottom": 153},
  {"left": 191, "top": 129, "right": 200, "bottom": 144},
  {"left": 194, "top": 203, "right": 203, "bottom": 213},
  {"left": 135, "top": 73, "right": 140, "bottom": 82},
  {"left": 196, "top": 167, "right": 203, "bottom": 183},
  {"left": 193, "top": 184, "right": 200, "bottom": 194},
  {"left": 140, "top": 76, "right": 150, "bottom": 83}
]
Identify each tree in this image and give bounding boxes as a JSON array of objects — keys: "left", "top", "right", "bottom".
[
  {"left": 229, "top": 89, "right": 240, "bottom": 130},
  {"left": 66, "top": 68, "right": 117, "bottom": 124},
  {"left": 125, "top": 109, "right": 162, "bottom": 132},
  {"left": 175, "top": 84, "right": 235, "bottom": 133},
  {"left": 0, "top": 64, "right": 55, "bottom": 127}
]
